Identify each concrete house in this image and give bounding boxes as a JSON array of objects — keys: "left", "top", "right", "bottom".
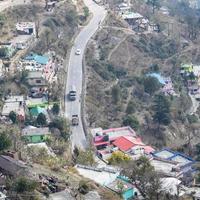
[
  {"left": 1, "top": 95, "right": 25, "bottom": 121},
  {"left": 27, "top": 71, "right": 47, "bottom": 86},
  {"left": 22, "top": 126, "right": 50, "bottom": 143},
  {"left": 16, "top": 22, "right": 36, "bottom": 35},
  {"left": 121, "top": 11, "right": 143, "bottom": 26}
]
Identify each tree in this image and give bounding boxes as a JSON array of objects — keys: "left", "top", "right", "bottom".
[
  {"left": 65, "top": 10, "right": 78, "bottom": 27},
  {"left": 147, "top": 0, "right": 160, "bottom": 14},
  {"left": 108, "top": 151, "right": 131, "bottom": 165},
  {"left": 126, "top": 100, "right": 136, "bottom": 114},
  {"left": 143, "top": 76, "right": 161, "bottom": 95},
  {"left": 153, "top": 94, "right": 171, "bottom": 126},
  {"left": 49, "top": 117, "right": 70, "bottom": 140},
  {"left": 19, "top": 70, "right": 28, "bottom": 85},
  {"left": 111, "top": 85, "right": 121, "bottom": 104},
  {"left": 35, "top": 18, "right": 40, "bottom": 39},
  {"left": 0, "top": 14, "right": 5, "bottom": 27},
  {"left": 78, "top": 180, "right": 90, "bottom": 195},
  {"left": 0, "top": 47, "right": 8, "bottom": 58},
  {"left": 123, "top": 115, "right": 140, "bottom": 130},
  {"left": 36, "top": 113, "right": 47, "bottom": 126},
  {"left": 52, "top": 103, "right": 60, "bottom": 115},
  {"left": 9, "top": 111, "right": 17, "bottom": 123},
  {"left": 45, "top": 29, "right": 51, "bottom": 49},
  {"left": 83, "top": 6, "right": 89, "bottom": 19},
  {"left": 13, "top": 177, "right": 37, "bottom": 193},
  {"left": 0, "top": 132, "right": 11, "bottom": 152},
  {"left": 76, "top": 149, "right": 95, "bottom": 166},
  {"left": 121, "top": 156, "right": 162, "bottom": 200}
]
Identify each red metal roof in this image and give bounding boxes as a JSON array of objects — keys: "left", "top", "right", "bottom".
[{"left": 113, "top": 136, "right": 135, "bottom": 151}]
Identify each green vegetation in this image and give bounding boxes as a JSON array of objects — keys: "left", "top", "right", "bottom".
[
  {"left": 0, "top": 131, "right": 11, "bottom": 152},
  {"left": 187, "top": 114, "right": 198, "bottom": 124},
  {"left": 74, "top": 148, "right": 95, "bottom": 166},
  {"left": 111, "top": 85, "right": 121, "bottom": 104},
  {"left": 122, "top": 156, "right": 162, "bottom": 200},
  {"left": 153, "top": 94, "right": 171, "bottom": 126},
  {"left": 123, "top": 115, "right": 140, "bottom": 130},
  {"left": 65, "top": 9, "right": 78, "bottom": 27},
  {"left": 0, "top": 47, "right": 8, "bottom": 57},
  {"left": 13, "top": 177, "right": 38, "bottom": 193},
  {"left": 108, "top": 151, "right": 131, "bottom": 165},
  {"left": 0, "top": 14, "right": 6, "bottom": 27},
  {"left": 143, "top": 76, "right": 161, "bottom": 95},
  {"left": 78, "top": 180, "right": 90, "bottom": 195},
  {"left": 9, "top": 111, "right": 17, "bottom": 124},
  {"left": 147, "top": 0, "right": 160, "bottom": 13},
  {"left": 52, "top": 103, "right": 60, "bottom": 115},
  {"left": 83, "top": 6, "right": 89, "bottom": 19},
  {"left": 49, "top": 117, "right": 70, "bottom": 140},
  {"left": 36, "top": 113, "right": 47, "bottom": 126},
  {"left": 126, "top": 100, "right": 136, "bottom": 114}
]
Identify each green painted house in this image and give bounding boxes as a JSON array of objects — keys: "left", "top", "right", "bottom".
[
  {"left": 106, "top": 176, "right": 138, "bottom": 200},
  {"left": 22, "top": 126, "right": 50, "bottom": 143}
]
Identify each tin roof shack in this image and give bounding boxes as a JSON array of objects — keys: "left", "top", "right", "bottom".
[
  {"left": 121, "top": 11, "right": 144, "bottom": 27},
  {"left": 16, "top": 22, "right": 36, "bottom": 35},
  {"left": 1, "top": 96, "right": 25, "bottom": 121},
  {"left": 0, "top": 155, "right": 29, "bottom": 176},
  {"left": 22, "top": 126, "right": 51, "bottom": 143},
  {"left": 106, "top": 177, "right": 138, "bottom": 200},
  {"left": 116, "top": 3, "right": 131, "bottom": 14}
]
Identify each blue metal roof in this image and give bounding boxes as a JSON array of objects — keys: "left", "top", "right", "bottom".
[
  {"left": 147, "top": 73, "right": 166, "bottom": 85},
  {"left": 25, "top": 53, "right": 49, "bottom": 65},
  {"left": 152, "top": 148, "right": 195, "bottom": 164}
]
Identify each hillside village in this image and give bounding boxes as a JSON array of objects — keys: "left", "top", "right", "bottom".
[{"left": 0, "top": 0, "right": 200, "bottom": 200}]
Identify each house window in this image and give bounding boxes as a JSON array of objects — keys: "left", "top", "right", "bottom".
[{"left": 36, "top": 80, "right": 41, "bottom": 83}]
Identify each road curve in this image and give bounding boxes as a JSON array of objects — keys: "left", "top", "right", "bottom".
[{"left": 65, "top": 0, "right": 107, "bottom": 149}]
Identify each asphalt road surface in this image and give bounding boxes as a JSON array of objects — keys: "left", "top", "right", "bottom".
[{"left": 65, "top": 0, "right": 107, "bottom": 149}]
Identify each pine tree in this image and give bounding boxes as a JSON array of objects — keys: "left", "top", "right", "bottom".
[
  {"left": 147, "top": 0, "right": 160, "bottom": 14},
  {"left": 153, "top": 94, "right": 171, "bottom": 127}
]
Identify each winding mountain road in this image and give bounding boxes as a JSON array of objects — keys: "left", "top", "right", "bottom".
[{"left": 65, "top": 0, "right": 107, "bottom": 149}]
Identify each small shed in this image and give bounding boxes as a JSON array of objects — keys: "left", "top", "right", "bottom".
[{"left": 106, "top": 176, "right": 138, "bottom": 200}]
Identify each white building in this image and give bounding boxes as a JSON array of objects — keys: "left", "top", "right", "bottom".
[{"left": 16, "top": 22, "right": 36, "bottom": 35}]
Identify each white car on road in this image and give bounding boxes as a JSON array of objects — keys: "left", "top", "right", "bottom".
[{"left": 75, "top": 49, "right": 81, "bottom": 55}]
